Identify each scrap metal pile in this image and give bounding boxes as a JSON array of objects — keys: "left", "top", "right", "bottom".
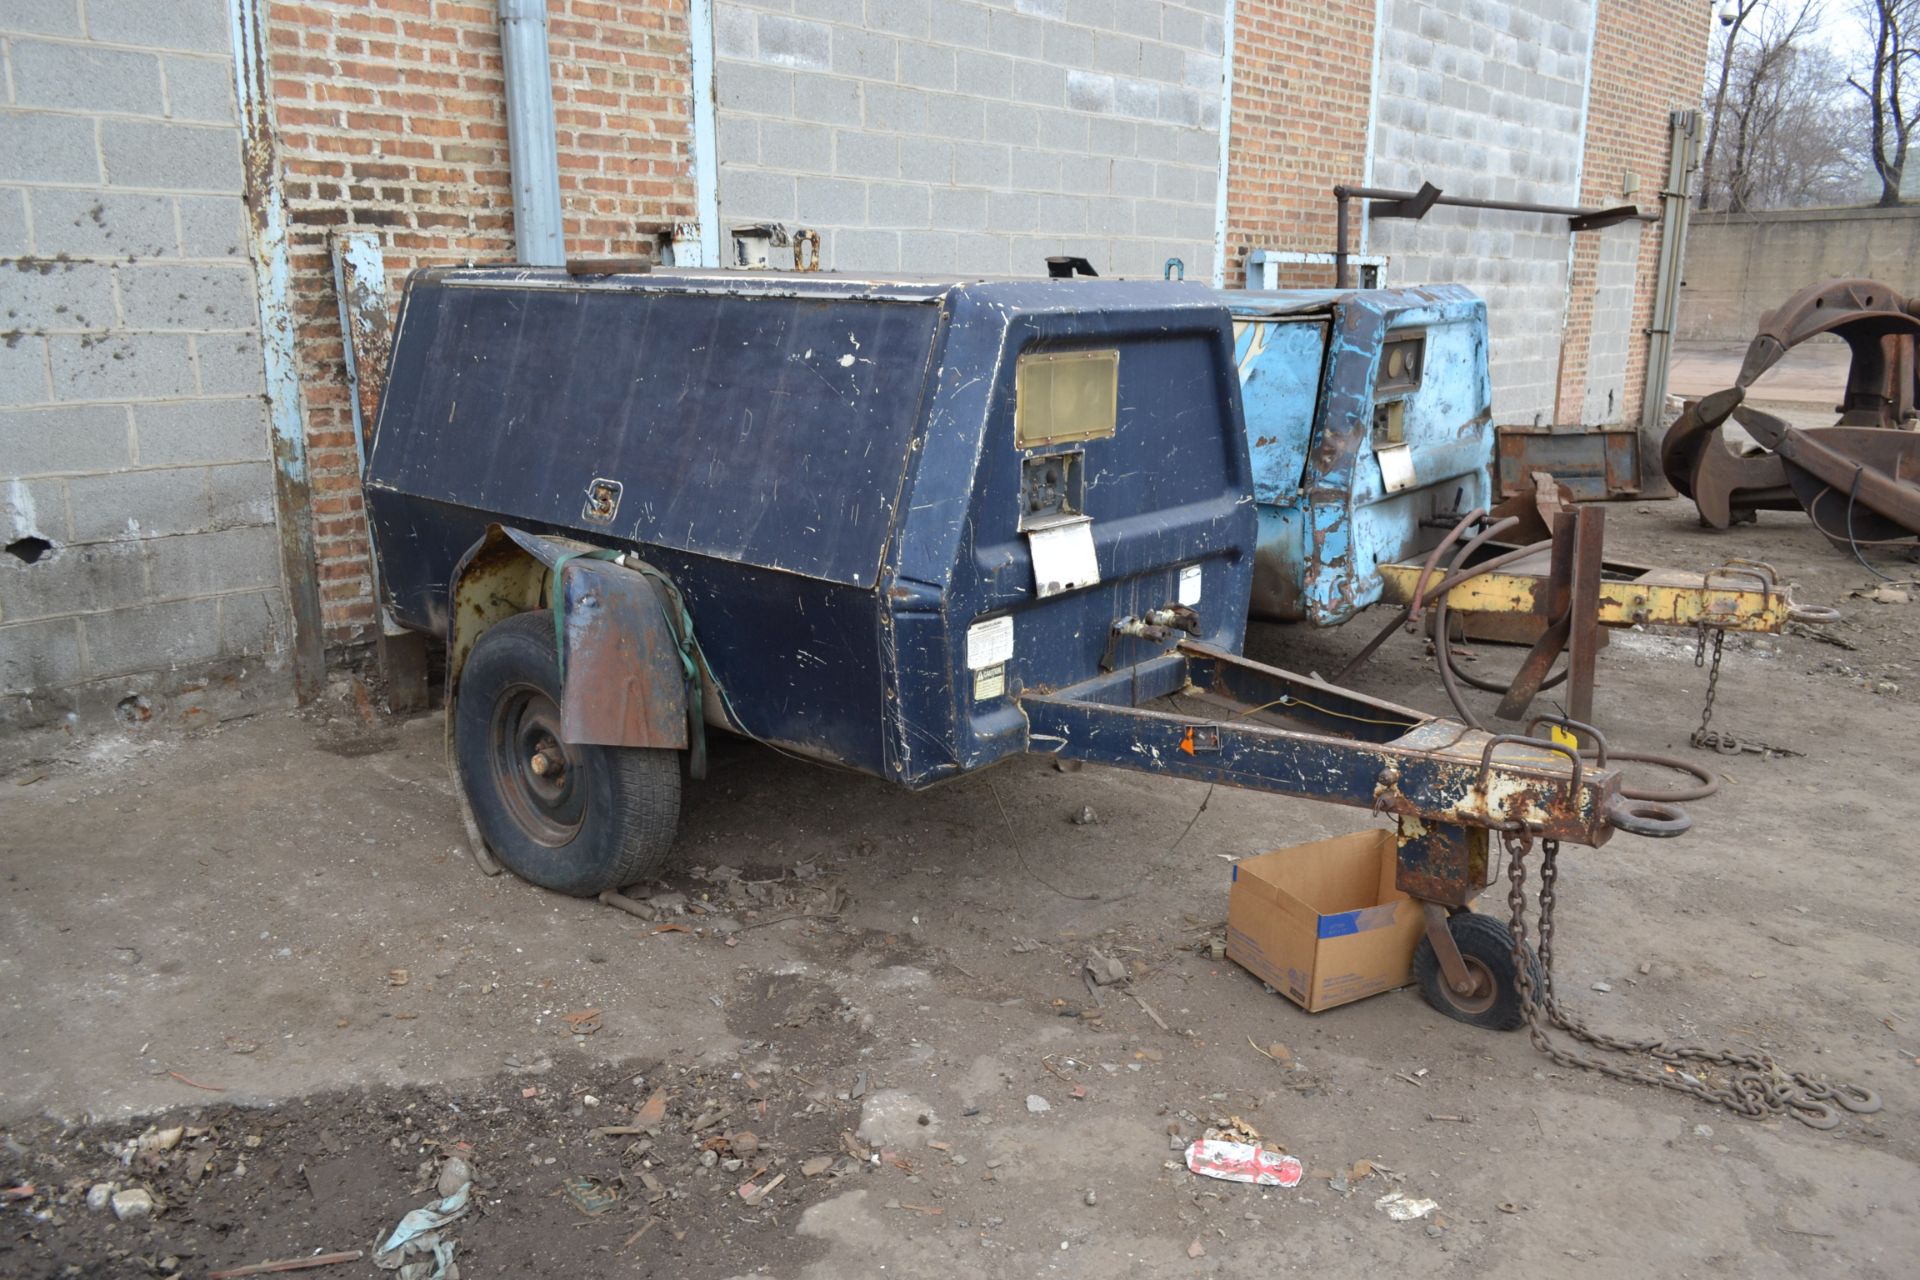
[{"left": 1661, "top": 278, "right": 1920, "bottom": 558}]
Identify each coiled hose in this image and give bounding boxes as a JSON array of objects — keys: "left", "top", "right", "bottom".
[{"left": 1346, "top": 516, "right": 1720, "bottom": 805}]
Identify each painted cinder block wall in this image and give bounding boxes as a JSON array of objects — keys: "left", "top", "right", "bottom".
[
  {"left": 710, "top": 0, "right": 1227, "bottom": 279},
  {"left": 1364, "top": 0, "right": 1596, "bottom": 426},
  {"left": 1, "top": 0, "right": 291, "bottom": 738}
]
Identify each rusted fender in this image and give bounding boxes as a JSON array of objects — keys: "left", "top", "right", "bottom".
[
  {"left": 556, "top": 556, "right": 688, "bottom": 750},
  {"left": 445, "top": 526, "right": 687, "bottom": 749}
]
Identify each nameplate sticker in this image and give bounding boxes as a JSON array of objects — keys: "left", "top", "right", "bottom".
[{"left": 966, "top": 616, "right": 1014, "bottom": 670}]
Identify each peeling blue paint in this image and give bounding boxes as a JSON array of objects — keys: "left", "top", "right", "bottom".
[
  {"left": 1222, "top": 285, "right": 1494, "bottom": 626},
  {"left": 229, "top": 0, "right": 326, "bottom": 697}
]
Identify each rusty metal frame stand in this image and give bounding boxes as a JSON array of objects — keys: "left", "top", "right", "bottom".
[
  {"left": 1564, "top": 507, "right": 1606, "bottom": 724},
  {"left": 1407, "top": 824, "right": 1493, "bottom": 1000},
  {"left": 1493, "top": 510, "right": 1577, "bottom": 720}
]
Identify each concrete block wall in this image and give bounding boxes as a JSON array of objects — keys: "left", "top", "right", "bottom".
[
  {"left": 1576, "top": 221, "right": 1638, "bottom": 424},
  {"left": 1, "top": 0, "right": 291, "bottom": 737},
  {"left": 1679, "top": 206, "right": 1920, "bottom": 343},
  {"left": 711, "top": 0, "right": 1226, "bottom": 279},
  {"left": 1366, "top": 0, "right": 1594, "bottom": 425}
]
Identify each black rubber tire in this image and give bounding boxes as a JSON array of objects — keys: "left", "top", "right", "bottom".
[
  {"left": 1413, "top": 911, "right": 1541, "bottom": 1032},
  {"left": 455, "top": 610, "right": 681, "bottom": 896}
]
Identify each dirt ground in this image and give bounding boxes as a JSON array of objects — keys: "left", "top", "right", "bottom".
[
  {"left": 1667, "top": 337, "right": 1851, "bottom": 405},
  {"left": 2, "top": 495, "right": 1917, "bottom": 1280}
]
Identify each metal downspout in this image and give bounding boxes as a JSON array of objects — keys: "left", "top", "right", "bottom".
[
  {"left": 498, "top": 0, "right": 565, "bottom": 265},
  {"left": 1641, "top": 109, "right": 1702, "bottom": 493},
  {"left": 1359, "top": 0, "right": 1388, "bottom": 257},
  {"left": 228, "top": 0, "right": 326, "bottom": 702},
  {"left": 690, "top": 0, "right": 721, "bottom": 267},
  {"left": 1209, "top": 0, "right": 1236, "bottom": 288}
]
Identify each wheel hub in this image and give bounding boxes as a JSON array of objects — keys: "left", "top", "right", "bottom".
[
  {"left": 1444, "top": 957, "right": 1498, "bottom": 1016},
  {"left": 490, "top": 685, "right": 585, "bottom": 846}
]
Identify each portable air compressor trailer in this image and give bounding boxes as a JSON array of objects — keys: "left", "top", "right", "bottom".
[{"left": 362, "top": 265, "right": 1686, "bottom": 1028}]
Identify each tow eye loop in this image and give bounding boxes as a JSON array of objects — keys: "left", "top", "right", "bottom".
[{"left": 1605, "top": 796, "right": 1691, "bottom": 838}]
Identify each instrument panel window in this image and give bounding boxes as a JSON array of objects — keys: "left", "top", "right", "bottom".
[{"left": 1016, "top": 349, "right": 1119, "bottom": 447}]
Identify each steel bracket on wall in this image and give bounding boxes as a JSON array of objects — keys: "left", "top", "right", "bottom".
[
  {"left": 1567, "top": 205, "right": 1643, "bottom": 233},
  {"left": 1365, "top": 181, "right": 1443, "bottom": 221},
  {"left": 1331, "top": 180, "right": 1658, "bottom": 289}
]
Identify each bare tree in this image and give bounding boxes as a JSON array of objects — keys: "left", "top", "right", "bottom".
[
  {"left": 1700, "top": 1, "right": 1765, "bottom": 212},
  {"left": 1848, "top": 0, "right": 1920, "bottom": 205},
  {"left": 1726, "top": 44, "right": 1866, "bottom": 207},
  {"left": 1700, "top": 0, "right": 1860, "bottom": 210}
]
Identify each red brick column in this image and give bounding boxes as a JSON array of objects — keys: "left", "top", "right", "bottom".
[
  {"left": 266, "top": 0, "right": 695, "bottom": 645},
  {"left": 1224, "top": 0, "right": 1375, "bottom": 290}
]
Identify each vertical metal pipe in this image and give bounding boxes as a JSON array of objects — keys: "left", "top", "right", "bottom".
[
  {"left": 689, "top": 0, "right": 721, "bottom": 267},
  {"left": 1640, "top": 110, "right": 1702, "bottom": 487},
  {"left": 1334, "top": 188, "right": 1351, "bottom": 289},
  {"left": 228, "top": 0, "right": 327, "bottom": 702},
  {"left": 498, "top": 0, "right": 564, "bottom": 266},
  {"left": 1209, "top": 0, "right": 1237, "bottom": 289},
  {"left": 1359, "top": 0, "right": 1387, "bottom": 256}
]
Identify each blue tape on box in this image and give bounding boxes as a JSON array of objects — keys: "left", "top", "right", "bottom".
[{"left": 1316, "top": 902, "right": 1400, "bottom": 939}]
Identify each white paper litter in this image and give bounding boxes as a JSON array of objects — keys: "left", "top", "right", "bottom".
[{"left": 1374, "top": 1190, "right": 1439, "bottom": 1221}]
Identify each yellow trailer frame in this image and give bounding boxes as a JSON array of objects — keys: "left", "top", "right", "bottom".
[{"left": 1375, "top": 555, "right": 1816, "bottom": 635}]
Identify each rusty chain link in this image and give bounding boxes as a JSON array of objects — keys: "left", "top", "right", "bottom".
[
  {"left": 1689, "top": 624, "right": 1802, "bottom": 758},
  {"left": 1690, "top": 623, "right": 1722, "bottom": 743},
  {"left": 1502, "top": 827, "right": 1880, "bottom": 1129}
]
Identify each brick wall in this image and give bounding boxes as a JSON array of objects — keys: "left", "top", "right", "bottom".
[
  {"left": 1222, "top": 0, "right": 1374, "bottom": 289},
  {"left": 264, "top": 0, "right": 695, "bottom": 644},
  {"left": 1554, "top": 0, "right": 1709, "bottom": 425},
  {"left": 710, "top": 0, "right": 1225, "bottom": 279},
  {"left": 1, "top": 0, "right": 291, "bottom": 738}
]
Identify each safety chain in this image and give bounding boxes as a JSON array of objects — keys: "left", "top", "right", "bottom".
[
  {"left": 1689, "top": 624, "right": 1802, "bottom": 758},
  {"left": 1502, "top": 827, "right": 1879, "bottom": 1130}
]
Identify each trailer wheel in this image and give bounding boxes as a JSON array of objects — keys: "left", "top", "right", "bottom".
[
  {"left": 456, "top": 610, "right": 681, "bottom": 895},
  {"left": 1413, "top": 912, "right": 1540, "bottom": 1032}
]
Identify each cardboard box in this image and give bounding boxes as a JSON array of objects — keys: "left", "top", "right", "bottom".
[{"left": 1224, "top": 829, "right": 1426, "bottom": 1013}]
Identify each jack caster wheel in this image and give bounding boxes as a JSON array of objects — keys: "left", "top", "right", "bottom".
[
  {"left": 456, "top": 610, "right": 682, "bottom": 896},
  {"left": 1413, "top": 912, "right": 1540, "bottom": 1032}
]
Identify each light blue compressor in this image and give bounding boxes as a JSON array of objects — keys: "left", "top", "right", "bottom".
[{"left": 1222, "top": 284, "right": 1494, "bottom": 625}]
